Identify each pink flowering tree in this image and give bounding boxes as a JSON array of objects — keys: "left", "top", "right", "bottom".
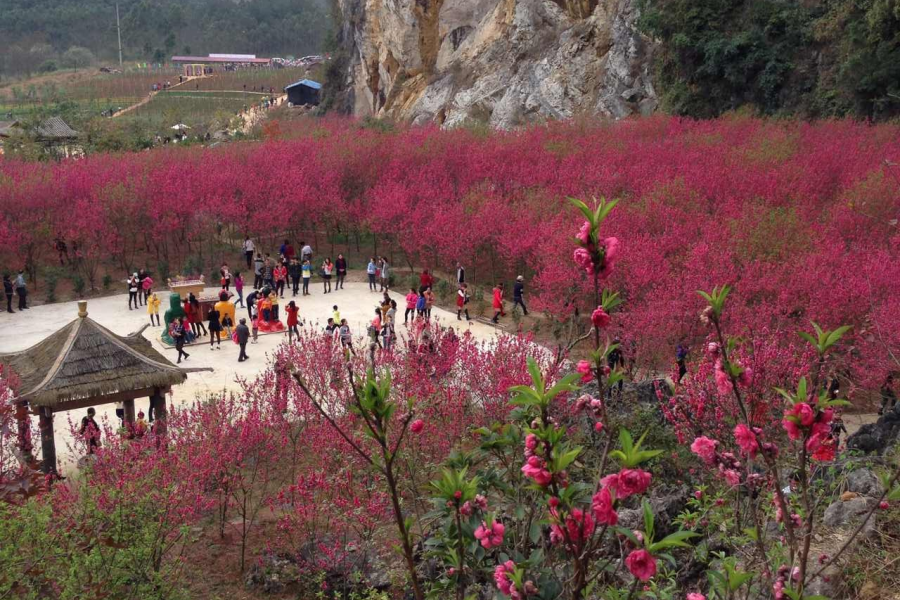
[{"left": 683, "top": 287, "right": 900, "bottom": 598}]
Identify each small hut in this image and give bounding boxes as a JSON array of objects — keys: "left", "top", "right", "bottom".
[
  {"left": 284, "top": 79, "right": 322, "bottom": 106},
  {"left": 0, "top": 301, "right": 188, "bottom": 474}
]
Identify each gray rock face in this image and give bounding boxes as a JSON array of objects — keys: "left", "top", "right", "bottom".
[
  {"left": 333, "top": 0, "right": 656, "bottom": 127},
  {"left": 847, "top": 404, "right": 900, "bottom": 454},
  {"left": 846, "top": 468, "right": 885, "bottom": 498},
  {"left": 823, "top": 496, "right": 877, "bottom": 536}
]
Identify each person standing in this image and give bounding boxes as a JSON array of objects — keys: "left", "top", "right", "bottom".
[
  {"left": 336, "top": 254, "right": 347, "bottom": 290},
  {"left": 245, "top": 288, "right": 258, "bottom": 322},
  {"left": 301, "top": 241, "right": 313, "bottom": 263},
  {"left": 14, "top": 270, "right": 26, "bottom": 310},
  {"left": 137, "top": 269, "right": 148, "bottom": 306},
  {"left": 676, "top": 344, "right": 688, "bottom": 383},
  {"left": 79, "top": 408, "right": 101, "bottom": 455},
  {"left": 234, "top": 272, "right": 245, "bottom": 308},
  {"left": 236, "top": 318, "right": 250, "bottom": 361},
  {"left": 607, "top": 337, "right": 625, "bottom": 397},
  {"left": 456, "top": 262, "right": 465, "bottom": 285},
  {"left": 189, "top": 293, "right": 208, "bottom": 336},
  {"left": 288, "top": 258, "right": 301, "bottom": 296},
  {"left": 880, "top": 375, "right": 897, "bottom": 416},
  {"left": 148, "top": 292, "right": 161, "bottom": 326},
  {"left": 263, "top": 255, "right": 275, "bottom": 289},
  {"left": 367, "top": 258, "right": 377, "bottom": 291},
  {"left": 301, "top": 259, "right": 312, "bottom": 295},
  {"left": 253, "top": 253, "right": 264, "bottom": 289},
  {"left": 220, "top": 264, "right": 232, "bottom": 292},
  {"left": 457, "top": 283, "right": 470, "bottom": 321},
  {"left": 491, "top": 283, "right": 504, "bottom": 324},
  {"left": 322, "top": 258, "right": 333, "bottom": 293},
  {"left": 141, "top": 272, "right": 154, "bottom": 304},
  {"left": 379, "top": 257, "right": 390, "bottom": 291},
  {"left": 173, "top": 317, "right": 190, "bottom": 363},
  {"left": 339, "top": 319, "right": 354, "bottom": 353},
  {"left": 424, "top": 287, "right": 435, "bottom": 321},
  {"left": 208, "top": 306, "right": 222, "bottom": 349},
  {"left": 243, "top": 237, "right": 255, "bottom": 270},
  {"left": 415, "top": 290, "right": 426, "bottom": 320},
  {"left": 128, "top": 273, "right": 140, "bottom": 310},
  {"left": 273, "top": 261, "right": 287, "bottom": 297},
  {"left": 512, "top": 276, "right": 528, "bottom": 316},
  {"left": 384, "top": 300, "right": 397, "bottom": 350},
  {"left": 419, "top": 269, "right": 434, "bottom": 293},
  {"left": 286, "top": 300, "right": 300, "bottom": 342},
  {"left": 405, "top": 288, "right": 418, "bottom": 324},
  {"left": 3, "top": 274, "right": 13, "bottom": 313},
  {"left": 281, "top": 239, "right": 295, "bottom": 263}
]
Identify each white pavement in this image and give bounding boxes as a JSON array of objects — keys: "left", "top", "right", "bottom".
[{"left": 0, "top": 282, "right": 500, "bottom": 471}]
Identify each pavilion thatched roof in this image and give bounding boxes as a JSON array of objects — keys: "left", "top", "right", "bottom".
[{"left": 0, "top": 305, "right": 186, "bottom": 408}]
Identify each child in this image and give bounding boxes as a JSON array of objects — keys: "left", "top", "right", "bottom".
[
  {"left": 134, "top": 411, "right": 149, "bottom": 438},
  {"left": 424, "top": 287, "right": 435, "bottom": 320},
  {"left": 148, "top": 292, "right": 161, "bottom": 326},
  {"left": 415, "top": 291, "right": 426, "bottom": 320},
  {"left": 405, "top": 288, "right": 418, "bottom": 324},
  {"left": 457, "top": 283, "right": 470, "bottom": 321},
  {"left": 234, "top": 272, "right": 245, "bottom": 308},
  {"left": 251, "top": 303, "right": 260, "bottom": 343},
  {"left": 339, "top": 319, "right": 353, "bottom": 352},
  {"left": 221, "top": 313, "right": 234, "bottom": 338},
  {"left": 332, "top": 305, "right": 341, "bottom": 323},
  {"left": 302, "top": 260, "right": 312, "bottom": 296},
  {"left": 286, "top": 300, "right": 300, "bottom": 343},
  {"left": 325, "top": 317, "right": 338, "bottom": 336},
  {"left": 269, "top": 290, "right": 280, "bottom": 321}
]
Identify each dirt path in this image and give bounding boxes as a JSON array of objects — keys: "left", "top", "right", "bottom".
[
  {"left": 110, "top": 76, "right": 200, "bottom": 118},
  {"left": 238, "top": 94, "right": 286, "bottom": 134}
]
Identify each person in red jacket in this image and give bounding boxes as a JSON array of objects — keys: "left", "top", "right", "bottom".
[
  {"left": 273, "top": 263, "right": 288, "bottom": 298},
  {"left": 405, "top": 288, "right": 418, "bottom": 324},
  {"left": 285, "top": 300, "right": 300, "bottom": 343},
  {"left": 419, "top": 269, "right": 435, "bottom": 293},
  {"left": 491, "top": 283, "right": 505, "bottom": 324}
]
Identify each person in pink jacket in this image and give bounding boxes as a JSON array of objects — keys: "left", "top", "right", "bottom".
[
  {"left": 405, "top": 288, "right": 418, "bottom": 325},
  {"left": 141, "top": 274, "right": 154, "bottom": 304}
]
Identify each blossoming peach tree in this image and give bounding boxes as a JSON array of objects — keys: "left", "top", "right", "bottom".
[{"left": 422, "top": 199, "right": 699, "bottom": 600}]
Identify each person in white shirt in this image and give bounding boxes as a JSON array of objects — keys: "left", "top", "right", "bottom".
[{"left": 243, "top": 237, "right": 255, "bottom": 269}]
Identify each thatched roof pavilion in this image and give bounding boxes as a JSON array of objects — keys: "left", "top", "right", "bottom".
[{"left": 0, "top": 301, "right": 188, "bottom": 474}]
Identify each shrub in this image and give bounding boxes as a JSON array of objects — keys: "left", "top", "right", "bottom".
[
  {"left": 72, "top": 275, "right": 85, "bottom": 297},
  {"left": 102, "top": 273, "right": 112, "bottom": 290}
]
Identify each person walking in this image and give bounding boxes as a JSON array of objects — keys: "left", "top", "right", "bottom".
[
  {"left": 253, "top": 253, "right": 264, "bottom": 289},
  {"left": 416, "top": 290, "right": 426, "bottom": 320},
  {"left": 148, "top": 292, "right": 161, "bottom": 326},
  {"left": 220, "top": 264, "right": 232, "bottom": 292},
  {"left": 367, "top": 258, "right": 377, "bottom": 291},
  {"left": 280, "top": 239, "right": 295, "bottom": 263},
  {"left": 336, "top": 254, "right": 347, "bottom": 290},
  {"left": 243, "top": 237, "right": 255, "bottom": 270},
  {"left": 234, "top": 272, "right": 245, "bottom": 308},
  {"left": 322, "top": 258, "right": 333, "bottom": 293},
  {"left": 208, "top": 306, "right": 222, "bottom": 349},
  {"left": 273, "top": 261, "right": 287, "bottom": 297},
  {"left": 136, "top": 269, "right": 147, "bottom": 306},
  {"left": 339, "top": 319, "right": 354, "bottom": 354},
  {"left": 457, "top": 283, "right": 470, "bottom": 321},
  {"left": 14, "top": 270, "right": 26, "bottom": 310},
  {"left": 385, "top": 300, "right": 397, "bottom": 350},
  {"left": 405, "top": 288, "right": 418, "bottom": 324},
  {"left": 236, "top": 318, "right": 250, "bottom": 361},
  {"left": 286, "top": 300, "right": 300, "bottom": 343},
  {"left": 379, "top": 257, "right": 390, "bottom": 291},
  {"left": 128, "top": 273, "right": 140, "bottom": 310},
  {"left": 288, "top": 258, "right": 301, "bottom": 296},
  {"left": 301, "top": 259, "right": 312, "bottom": 295},
  {"left": 491, "top": 283, "right": 505, "bottom": 324},
  {"left": 3, "top": 274, "right": 13, "bottom": 313},
  {"left": 173, "top": 317, "right": 190, "bottom": 363},
  {"left": 456, "top": 262, "right": 465, "bottom": 285},
  {"left": 512, "top": 276, "right": 528, "bottom": 316}
]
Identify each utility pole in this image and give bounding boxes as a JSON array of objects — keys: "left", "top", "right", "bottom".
[{"left": 116, "top": 3, "right": 124, "bottom": 66}]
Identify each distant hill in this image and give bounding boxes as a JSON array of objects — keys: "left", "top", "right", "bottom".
[{"left": 0, "top": 0, "right": 334, "bottom": 78}]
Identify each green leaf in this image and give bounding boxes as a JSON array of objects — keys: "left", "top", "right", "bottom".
[
  {"left": 642, "top": 500, "right": 655, "bottom": 544},
  {"left": 568, "top": 197, "right": 594, "bottom": 224}
]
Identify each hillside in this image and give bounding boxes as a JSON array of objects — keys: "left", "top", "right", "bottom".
[
  {"left": 0, "top": 0, "right": 333, "bottom": 79},
  {"left": 324, "top": 0, "right": 900, "bottom": 125}
]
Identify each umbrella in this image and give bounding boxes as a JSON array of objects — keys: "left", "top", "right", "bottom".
[{"left": 170, "top": 124, "right": 191, "bottom": 130}]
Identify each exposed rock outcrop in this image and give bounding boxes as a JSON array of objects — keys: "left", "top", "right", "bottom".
[
  {"left": 332, "top": 0, "right": 656, "bottom": 128},
  {"left": 847, "top": 404, "right": 900, "bottom": 454}
]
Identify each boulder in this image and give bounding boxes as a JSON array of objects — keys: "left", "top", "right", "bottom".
[
  {"left": 822, "top": 496, "right": 877, "bottom": 537},
  {"left": 617, "top": 485, "right": 689, "bottom": 538},
  {"left": 244, "top": 553, "right": 300, "bottom": 594},
  {"left": 847, "top": 404, "right": 900, "bottom": 454},
  {"left": 846, "top": 468, "right": 885, "bottom": 498}
]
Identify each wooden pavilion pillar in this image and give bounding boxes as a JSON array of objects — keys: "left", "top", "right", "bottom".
[
  {"left": 123, "top": 399, "right": 136, "bottom": 424},
  {"left": 38, "top": 406, "right": 57, "bottom": 475}
]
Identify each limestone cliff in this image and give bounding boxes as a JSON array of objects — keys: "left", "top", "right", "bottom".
[{"left": 331, "top": 0, "right": 657, "bottom": 127}]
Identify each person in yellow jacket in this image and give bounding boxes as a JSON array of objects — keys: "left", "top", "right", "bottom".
[{"left": 147, "top": 292, "right": 161, "bottom": 326}]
